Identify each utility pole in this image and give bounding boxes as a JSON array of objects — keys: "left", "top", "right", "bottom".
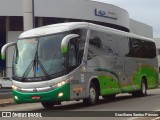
[{"left": 23, "top": 0, "right": 35, "bottom": 31}]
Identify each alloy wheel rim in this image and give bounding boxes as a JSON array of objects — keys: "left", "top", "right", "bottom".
[
  {"left": 90, "top": 88, "right": 96, "bottom": 102},
  {"left": 142, "top": 82, "right": 146, "bottom": 94}
]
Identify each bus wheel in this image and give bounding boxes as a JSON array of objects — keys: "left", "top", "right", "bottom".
[
  {"left": 41, "top": 101, "right": 54, "bottom": 109},
  {"left": 132, "top": 80, "right": 147, "bottom": 97},
  {"left": 139, "top": 80, "right": 147, "bottom": 96},
  {"left": 83, "top": 83, "right": 99, "bottom": 106},
  {"left": 102, "top": 94, "right": 116, "bottom": 99}
]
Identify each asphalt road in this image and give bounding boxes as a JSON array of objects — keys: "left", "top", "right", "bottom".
[
  {"left": 0, "top": 88, "right": 12, "bottom": 98},
  {"left": 0, "top": 88, "right": 12, "bottom": 93},
  {"left": 1, "top": 88, "right": 160, "bottom": 120}
]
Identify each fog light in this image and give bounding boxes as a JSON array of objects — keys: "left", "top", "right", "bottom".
[
  {"left": 14, "top": 96, "right": 18, "bottom": 100},
  {"left": 58, "top": 93, "right": 63, "bottom": 97}
]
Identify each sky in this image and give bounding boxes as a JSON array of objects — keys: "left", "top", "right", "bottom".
[{"left": 93, "top": 0, "right": 160, "bottom": 38}]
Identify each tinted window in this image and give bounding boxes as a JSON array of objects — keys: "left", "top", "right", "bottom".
[
  {"left": 88, "top": 30, "right": 119, "bottom": 58},
  {"left": 88, "top": 30, "right": 103, "bottom": 58},
  {"left": 127, "top": 38, "right": 156, "bottom": 58},
  {"left": 89, "top": 37, "right": 102, "bottom": 49},
  {"left": 103, "top": 34, "right": 119, "bottom": 56},
  {"left": 70, "top": 29, "right": 87, "bottom": 65},
  {"left": 116, "top": 36, "right": 129, "bottom": 57}
]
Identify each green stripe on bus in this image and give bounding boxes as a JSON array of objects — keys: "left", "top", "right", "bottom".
[
  {"left": 132, "top": 65, "right": 159, "bottom": 89},
  {"left": 96, "top": 65, "right": 159, "bottom": 96},
  {"left": 13, "top": 83, "right": 70, "bottom": 104},
  {"left": 97, "top": 75, "right": 120, "bottom": 96},
  {"left": 94, "top": 68, "right": 119, "bottom": 80}
]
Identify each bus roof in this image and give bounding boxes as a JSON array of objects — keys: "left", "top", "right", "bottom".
[
  {"left": 19, "top": 22, "right": 154, "bottom": 42},
  {"left": 19, "top": 22, "right": 88, "bottom": 39}
]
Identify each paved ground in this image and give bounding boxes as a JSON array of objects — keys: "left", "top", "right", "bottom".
[
  {"left": 0, "top": 98, "right": 14, "bottom": 106},
  {"left": 1, "top": 88, "right": 160, "bottom": 120},
  {"left": 0, "top": 88, "right": 13, "bottom": 107}
]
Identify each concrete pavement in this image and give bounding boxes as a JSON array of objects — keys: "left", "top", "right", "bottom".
[
  {"left": 0, "top": 98, "right": 15, "bottom": 107},
  {"left": 0, "top": 88, "right": 14, "bottom": 107}
]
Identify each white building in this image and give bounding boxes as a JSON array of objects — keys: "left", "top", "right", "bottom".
[
  {"left": 0, "top": 0, "right": 153, "bottom": 77},
  {"left": 155, "top": 38, "right": 160, "bottom": 71}
]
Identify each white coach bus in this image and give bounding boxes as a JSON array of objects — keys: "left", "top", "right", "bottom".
[{"left": 1, "top": 22, "right": 159, "bottom": 109}]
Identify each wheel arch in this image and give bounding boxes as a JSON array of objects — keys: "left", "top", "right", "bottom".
[{"left": 87, "top": 76, "right": 100, "bottom": 96}]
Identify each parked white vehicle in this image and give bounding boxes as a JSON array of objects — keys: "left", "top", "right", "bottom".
[{"left": 0, "top": 77, "right": 12, "bottom": 89}]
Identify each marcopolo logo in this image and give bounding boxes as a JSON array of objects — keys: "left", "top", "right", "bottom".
[
  {"left": 95, "top": 9, "right": 108, "bottom": 17},
  {"left": 98, "top": 10, "right": 107, "bottom": 16},
  {"left": 95, "top": 8, "right": 117, "bottom": 20}
]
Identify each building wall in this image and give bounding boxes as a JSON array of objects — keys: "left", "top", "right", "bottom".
[
  {"left": 34, "top": 0, "right": 129, "bottom": 29},
  {"left": 155, "top": 38, "right": 160, "bottom": 70},
  {"left": 129, "top": 19, "right": 153, "bottom": 38},
  {"left": 0, "top": 0, "right": 129, "bottom": 30},
  {"left": 0, "top": 0, "right": 23, "bottom": 16}
]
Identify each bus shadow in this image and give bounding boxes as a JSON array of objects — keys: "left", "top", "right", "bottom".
[{"left": 34, "top": 94, "right": 155, "bottom": 111}]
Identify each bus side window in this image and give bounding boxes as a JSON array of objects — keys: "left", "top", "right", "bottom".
[
  {"left": 88, "top": 36, "right": 102, "bottom": 59},
  {"left": 103, "top": 34, "right": 119, "bottom": 56},
  {"left": 127, "top": 38, "right": 156, "bottom": 58},
  {"left": 77, "top": 42, "right": 85, "bottom": 64},
  {"left": 89, "top": 37, "right": 102, "bottom": 49},
  {"left": 116, "top": 36, "right": 129, "bottom": 57},
  {"left": 68, "top": 40, "right": 77, "bottom": 68},
  {"left": 71, "top": 29, "right": 87, "bottom": 65}
]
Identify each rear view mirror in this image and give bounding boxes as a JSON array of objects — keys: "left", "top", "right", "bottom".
[
  {"left": 61, "top": 34, "right": 79, "bottom": 55},
  {"left": 1, "top": 42, "right": 16, "bottom": 60}
]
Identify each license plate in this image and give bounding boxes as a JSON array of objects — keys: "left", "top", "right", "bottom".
[{"left": 31, "top": 96, "right": 41, "bottom": 100}]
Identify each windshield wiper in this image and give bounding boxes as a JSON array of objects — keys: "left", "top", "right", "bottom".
[
  {"left": 37, "top": 60, "right": 50, "bottom": 79},
  {"left": 34, "top": 44, "right": 50, "bottom": 79},
  {"left": 21, "top": 60, "right": 34, "bottom": 81}
]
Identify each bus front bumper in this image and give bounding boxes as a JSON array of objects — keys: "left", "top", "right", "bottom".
[{"left": 12, "top": 83, "right": 70, "bottom": 104}]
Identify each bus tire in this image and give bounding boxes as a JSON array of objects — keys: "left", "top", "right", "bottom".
[
  {"left": 139, "top": 80, "right": 147, "bottom": 96},
  {"left": 41, "top": 101, "right": 54, "bottom": 109},
  {"left": 83, "top": 82, "right": 99, "bottom": 106},
  {"left": 132, "top": 80, "right": 147, "bottom": 97}
]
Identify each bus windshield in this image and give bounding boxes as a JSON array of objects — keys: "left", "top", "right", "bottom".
[{"left": 13, "top": 32, "right": 68, "bottom": 80}]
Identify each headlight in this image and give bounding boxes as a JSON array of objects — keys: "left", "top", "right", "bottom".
[
  {"left": 12, "top": 85, "right": 21, "bottom": 90},
  {"left": 56, "top": 77, "right": 72, "bottom": 88},
  {"left": 12, "top": 85, "right": 18, "bottom": 90},
  {"left": 57, "top": 81, "right": 65, "bottom": 87},
  {"left": 57, "top": 81, "right": 67, "bottom": 87}
]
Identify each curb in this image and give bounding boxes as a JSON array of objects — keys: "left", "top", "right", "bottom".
[{"left": 0, "top": 102, "right": 15, "bottom": 107}]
